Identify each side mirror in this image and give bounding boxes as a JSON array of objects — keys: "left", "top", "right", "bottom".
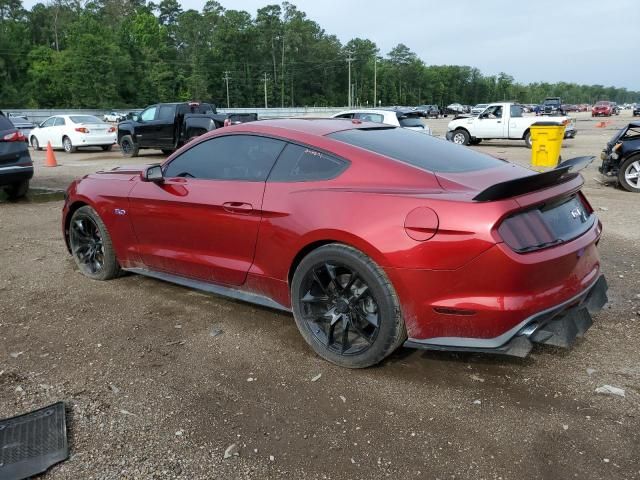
[
  {"left": 143, "top": 164, "right": 164, "bottom": 183},
  {"left": 132, "top": 114, "right": 140, "bottom": 122}
]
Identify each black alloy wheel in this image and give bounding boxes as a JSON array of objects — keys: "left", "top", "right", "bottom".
[
  {"left": 70, "top": 214, "right": 105, "bottom": 276},
  {"left": 299, "top": 262, "right": 380, "bottom": 355},
  {"left": 68, "top": 206, "right": 121, "bottom": 280},
  {"left": 291, "top": 244, "right": 405, "bottom": 368}
]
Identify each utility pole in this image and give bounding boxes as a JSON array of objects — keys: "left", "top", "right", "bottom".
[
  {"left": 346, "top": 53, "right": 354, "bottom": 108},
  {"left": 262, "top": 73, "right": 269, "bottom": 109},
  {"left": 373, "top": 56, "right": 377, "bottom": 108},
  {"left": 223, "top": 71, "right": 231, "bottom": 109}
]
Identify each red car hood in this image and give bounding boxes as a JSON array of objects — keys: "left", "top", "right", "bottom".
[{"left": 435, "top": 163, "right": 537, "bottom": 194}]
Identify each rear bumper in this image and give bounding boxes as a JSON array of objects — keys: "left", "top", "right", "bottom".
[
  {"left": 405, "top": 275, "right": 608, "bottom": 357},
  {"left": 0, "top": 165, "right": 34, "bottom": 186}
]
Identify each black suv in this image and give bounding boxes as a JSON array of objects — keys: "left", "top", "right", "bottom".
[{"left": 0, "top": 111, "right": 33, "bottom": 198}]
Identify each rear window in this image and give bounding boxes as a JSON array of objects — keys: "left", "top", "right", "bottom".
[
  {"left": 328, "top": 128, "right": 506, "bottom": 173},
  {"left": 70, "top": 115, "right": 102, "bottom": 124},
  {"left": 398, "top": 118, "right": 423, "bottom": 128},
  {"left": 0, "top": 115, "right": 14, "bottom": 130}
]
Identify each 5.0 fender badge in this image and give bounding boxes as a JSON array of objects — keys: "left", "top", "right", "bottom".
[{"left": 114, "top": 208, "right": 127, "bottom": 216}]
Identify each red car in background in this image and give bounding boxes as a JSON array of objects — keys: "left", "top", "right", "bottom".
[
  {"left": 62, "top": 119, "right": 608, "bottom": 368},
  {"left": 592, "top": 101, "right": 613, "bottom": 117}
]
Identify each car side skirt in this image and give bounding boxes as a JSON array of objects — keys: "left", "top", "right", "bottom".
[{"left": 124, "top": 267, "right": 291, "bottom": 312}]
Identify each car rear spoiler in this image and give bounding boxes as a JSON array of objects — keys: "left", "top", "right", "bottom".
[{"left": 473, "top": 156, "right": 594, "bottom": 202}]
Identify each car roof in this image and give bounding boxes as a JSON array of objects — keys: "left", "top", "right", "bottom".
[
  {"left": 217, "top": 118, "right": 385, "bottom": 137},
  {"left": 334, "top": 109, "right": 393, "bottom": 116}
]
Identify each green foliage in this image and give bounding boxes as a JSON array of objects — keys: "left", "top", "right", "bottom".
[{"left": 1, "top": 0, "right": 638, "bottom": 108}]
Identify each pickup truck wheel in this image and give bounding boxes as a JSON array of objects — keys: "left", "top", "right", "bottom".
[
  {"left": 101, "top": 145, "right": 113, "bottom": 152},
  {"left": 451, "top": 129, "right": 470, "bottom": 146},
  {"left": 619, "top": 156, "right": 640, "bottom": 193},
  {"left": 161, "top": 149, "right": 174, "bottom": 155},
  {"left": 120, "top": 135, "right": 139, "bottom": 158},
  {"left": 524, "top": 131, "right": 532, "bottom": 149}
]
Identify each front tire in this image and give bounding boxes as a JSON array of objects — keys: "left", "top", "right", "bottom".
[
  {"left": 31, "top": 136, "right": 41, "bottom": 151},
  {"left": 63, "top": 136, "right": 76, "bottom": 153},
  {"left": 524, "top": 131, "right": 532, "bottom": 148},
  {"left": 291, "top": 244, "right": 405, "bottom": 368},
  {"left": 68, "top": 206, "right": 121, "bottom": 280},
  {"left": 119, "top": 135, "right": 139, "bottom": 158},
  {"left": 618, "top": 156, "right": 640, "bottom": 193},
  {"left": 451, "top": 129, "right": 470, "bottom": 146}
]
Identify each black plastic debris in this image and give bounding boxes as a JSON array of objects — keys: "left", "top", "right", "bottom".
[{"left": 0, "top": 402, "right": 68, "bottom": 480}]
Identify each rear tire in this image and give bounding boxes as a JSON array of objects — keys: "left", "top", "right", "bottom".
[
  {"left": 5, "top": 179, "right": 29, "bottom": 199},
  {"left": 451, "top": 129, "right": 470, "bottom": 146},
  {"left": 30, "top": 136, "right": 40, "bottom": 151},
  {"left": 618, "top": 156, "right": 640, "bottom": 193},
  {"left": 63, "top": 136, "right": 76, "bottom": 153},
  {"left": 119, "top": 135, "right": 139, "bottom": 158},
  {"left": 524, "top": 131, "right": 532, "bottom": 149},
  {"left": 291, "top": 243, "right": 405, "bottom": 368},
  {"left": 68, "top": 205, "right": 122, "bottom": 280}
]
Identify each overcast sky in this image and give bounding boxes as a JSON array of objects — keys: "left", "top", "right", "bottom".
[
  {"left": 22, "top": 0, "right": 639, "bottom": 90},
  {"left": 178, "top": 0, "right": 639, "bottom": 90}
]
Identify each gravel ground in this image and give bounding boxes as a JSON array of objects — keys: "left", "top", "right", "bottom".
[{"left": 1, "top": 111, "right": 639, "bottom": 479}]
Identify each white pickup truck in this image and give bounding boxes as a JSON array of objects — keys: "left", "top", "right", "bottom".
[{"left": 445, "top": 102, "right": 575, "bottom": 148}]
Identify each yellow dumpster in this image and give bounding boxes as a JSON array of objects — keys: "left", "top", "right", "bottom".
[{"left": 530, "top": 121, "right": 566, "bottom": 169}]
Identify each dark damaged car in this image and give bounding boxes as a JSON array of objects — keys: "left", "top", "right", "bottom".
[
  {"left": 0, "top": 111, "right": 33, "bottom": 198},
  {"left": 599, "top": 121, "right": 640, "bottom": 192}
]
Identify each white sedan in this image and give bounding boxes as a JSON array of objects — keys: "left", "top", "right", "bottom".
[
  {"left": 332, "top": 109, "right": 432, "bottom": 135},
  {"left": 29, "top": 115, "right": 117, "bottom": 153}
]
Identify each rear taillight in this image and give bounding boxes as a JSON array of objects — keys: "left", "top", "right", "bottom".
[
  {"left": 2, "top": 131, "right": 25, "bottom": 142},
  {"left": 108, "top": 126, "right": 116, "bottom": 133},
  {"left": 75, "top": 127, "right": 89, "bottom": 133},
  {"left": 497, "top": 194, "right": 593, "bottom": 253},
  {"left": 498, "top": 210, "right": 559, "bottom": 252}
]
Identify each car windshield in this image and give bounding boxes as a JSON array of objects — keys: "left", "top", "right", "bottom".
[
  {"left": 545, "top": 99, "right": 560, "bottom": 105},
  {"left": 596, "top": 101, "right": 609, "bottom": 106},
  {"left": 329, "top": 127, "right": 506, "bottom": 173},
  {"left": 70, "top": 115, "right": 103, "bottom": 124}
]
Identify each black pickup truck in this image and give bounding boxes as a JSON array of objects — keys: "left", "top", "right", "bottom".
[{"left": 117, "top": 102, "right": 257, "bottom": 157}]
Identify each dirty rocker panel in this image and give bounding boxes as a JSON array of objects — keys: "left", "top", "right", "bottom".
[{"left": 124, "top": 267, "right": 291, "bottom": 312}]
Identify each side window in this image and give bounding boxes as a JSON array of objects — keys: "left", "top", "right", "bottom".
[
  {"left": 268, "top": 144, "right": 349, "bottom": 182},
  {"left": 510, "top": 105, "right": 523, "bottom": 118},
  {"left": 41, "top": 117, "right": 56, "bottom": 128},
  {"left": 140, "top": 106, "right": 157, "bottom": 121},
  {"left": 54, "top": 117, "right": 66, "bottom": 126},
  {"left": 485, "top": 106, "right": 503, "bottom": 119},
  {"left": 158, "top": 105, "right": 175, "bottom": 121},
  {"left": 355, "top": 113, "right": 384, "bottom": 123},
  {"left": 164, "top": 135, "right": 285, "bottom": 181},
  {"left": 334, "top": 113, "right": 354, "bottom": 119}
]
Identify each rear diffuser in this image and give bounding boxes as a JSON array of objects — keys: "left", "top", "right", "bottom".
[{"left": 0, "top": 402, "right": 68, "bottom": 480}]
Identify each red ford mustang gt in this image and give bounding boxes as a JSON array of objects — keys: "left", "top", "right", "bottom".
[{"left": 62, "top": 119, "right": 608, "bottom": 368}]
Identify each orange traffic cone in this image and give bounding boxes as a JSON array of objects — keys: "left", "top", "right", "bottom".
[
  {"left": 596, "top": 121, "right": 605, "bottom": 128},
  {"left": 44, "top": 141, "right": 58, "bottom": 167}
]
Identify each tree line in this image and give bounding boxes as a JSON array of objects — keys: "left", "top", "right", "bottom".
[{"left": 1, "top": 0, "right": 638, "bottom": 109}]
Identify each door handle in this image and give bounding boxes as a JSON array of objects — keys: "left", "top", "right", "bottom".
[
  {"left": 497, "top": 120, "right": 502, "bottom": 123},
  {"left": 223, "top": 202, "right": 253, "bottom": 214}
]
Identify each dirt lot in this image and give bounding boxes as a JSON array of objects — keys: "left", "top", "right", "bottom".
[{"left": 1, "top": 111, "right": 639, "bottom": 479}]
